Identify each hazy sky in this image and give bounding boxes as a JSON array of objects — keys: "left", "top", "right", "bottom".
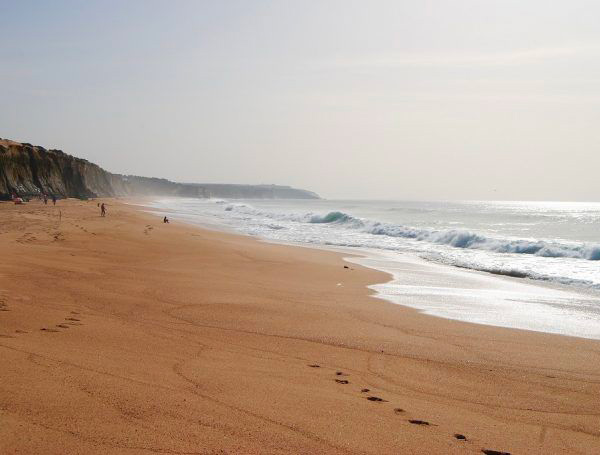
[{"left": 2, "top": 1, "right": 599, "bottom": 200}]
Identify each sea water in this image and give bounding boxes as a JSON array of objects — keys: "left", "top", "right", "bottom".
[{"left": 148, "top": 198, "right": 600, "bottom": 340}]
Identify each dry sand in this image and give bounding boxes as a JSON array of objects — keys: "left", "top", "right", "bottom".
[{"left": 1, "top": 198, "right": 599, "bottom": 454}]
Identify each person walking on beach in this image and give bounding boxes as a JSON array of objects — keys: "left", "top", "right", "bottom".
[
  {"left": 100, "top": 203, "right": 106, "bottom": 217},
  {"left": 163, "top": 216, "right": 169, "bottom": 224},
  {"left": 52, "top": 195, "right": 57, "bottom": 206}
]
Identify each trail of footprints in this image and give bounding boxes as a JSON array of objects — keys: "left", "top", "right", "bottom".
[
  {"left": 73, "top": 223, "right": 89, "bottom": 233},
  {"left": 307, "top": 363, "right": 512, "bottom": 455},
  {"left": 39, "top": 312, "right": 83, "bottom": 333},
  {"left": 1, "top": 306, "right": 84, "bottom": 336},
  {"left": 73, "top": 223, "right": 96, "bottom": 236}
]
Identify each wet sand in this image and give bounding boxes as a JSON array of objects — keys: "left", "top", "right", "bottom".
[{"left": 1, "top": 198, "right": 599, "bottom": 454}]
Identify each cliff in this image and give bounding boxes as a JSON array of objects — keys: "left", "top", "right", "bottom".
[{"left": 0, "top": 139, "right": 320, "bottom": 200}]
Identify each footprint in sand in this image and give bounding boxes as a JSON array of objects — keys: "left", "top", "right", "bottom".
[
  {"left": 40, "top": 328, "right": 59, "bottom": 332},
  {"left": 366, "top": 396, "right": 387, "bottom": 402},
  {"left": 482, "top": 450, "right": 511, "bottom": 455},
  {"left": 335, "top": 379, "right": 349, "bottom": 384},
  {"left": 394, "top": 408, "right": 405, "bottom": 414},
  {"left": 308, "top": 364, "right": 320, "bottom": 368},
  {"left": 63, "top": 315, "right": 83, "bottom": 326},
  {"left": 56, "top": 324, "right": 70, "bottom": 329},
  {"left": 409, "top": 420, "right": 430, "bottom": 426},
  {"left": 360, "top": 388, "right": 370, "bottom": 393},
  {"left": 15, "top": 330, "right": 28, "bottom": 334},
  {"left": 454, "top": 434, "right": 467, "bottom": 441}
]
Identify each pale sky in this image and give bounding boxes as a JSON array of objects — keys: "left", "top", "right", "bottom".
[{"left": 2, "top": 0, "right": 599, "bottom": 200}]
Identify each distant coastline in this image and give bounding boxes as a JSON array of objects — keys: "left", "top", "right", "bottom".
[{"left": 0, "top": 138, "right": 320, "bottom": 201}]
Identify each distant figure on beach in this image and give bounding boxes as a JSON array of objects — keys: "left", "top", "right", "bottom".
[
  {"left": 100, "top": 203, "right": 106, "bottom": 217},
  {"left": 43, "top": 195, "right": 48, "bottom": 205},
  {"left": 163, "top": 216, "right": 169, "bottom": 224},
  {"left": 52, "top": 195, "right": 57, "bottom": 205}
]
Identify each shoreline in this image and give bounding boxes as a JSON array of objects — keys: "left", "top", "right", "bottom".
[
  {"left": 1, "top": 198, "right": 600, "bottom": 454},
  {"left": 144, "top": 198, "right": 600, "bottom": 342}
]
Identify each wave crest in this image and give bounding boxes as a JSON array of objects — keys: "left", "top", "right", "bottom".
[{"left": 309, "top": 211, "right": 357, "bottom": 224}]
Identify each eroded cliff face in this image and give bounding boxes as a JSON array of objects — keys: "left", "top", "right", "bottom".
[
  {"left": 0, "top": 139, "right": 319, "bottom": 200},
  {"left": 0, "top": 139, "right": 115, "bottom": 199}
]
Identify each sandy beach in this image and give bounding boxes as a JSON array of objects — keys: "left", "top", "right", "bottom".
[{"left": 1, "top": 198, "right": 599, "bottom": 454}]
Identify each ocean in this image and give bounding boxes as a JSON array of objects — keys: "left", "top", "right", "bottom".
[{"left": 148, "top": 198, "right": 600, "bottom": 340}]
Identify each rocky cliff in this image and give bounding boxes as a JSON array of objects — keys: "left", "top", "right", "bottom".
[{"left": 0, "top": 139, "right": 319, "bottom": 200}]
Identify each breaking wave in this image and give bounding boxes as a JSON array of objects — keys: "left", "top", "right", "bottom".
[
  {"left": 222, "top": 203, "right": 600, "bottom": 261},
  {"left": 223, "top": 204, "right": 361, "bottom": 225},
  {"left": 309, "top": 211, "right": 357, "bottom": 224},
  {"left": 364, "top": 223, "right": 600, "bottom": 260}
]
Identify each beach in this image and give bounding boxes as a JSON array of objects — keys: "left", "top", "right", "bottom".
[{"left": 1, "top": 199, "right": 599, "bottom": 454}]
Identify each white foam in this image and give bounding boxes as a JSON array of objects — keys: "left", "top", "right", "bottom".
[{"left": 348, "top": 250, "right": 600, "bottom": 340}]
